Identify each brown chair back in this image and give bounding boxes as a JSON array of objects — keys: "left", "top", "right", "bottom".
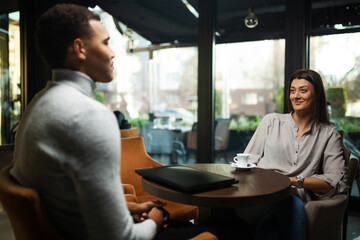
[
  {"left": 214, "top": 119, "right": 231, "bottom": 151},
  {"left": 187, "top": 131, "right": 197, "bottom": 150},
  {"left": 121, "top": 137, "right": 163, "bottom": 197},
  {"left": 0, "top": 166, "right": 60, "bottom": 240},
  {"left": 120, "top": 127, "right": 140, "bottom": 138}
]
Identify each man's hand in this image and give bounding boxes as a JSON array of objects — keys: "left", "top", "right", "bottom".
[
  {"left": 127, "top": 201, "right": 167, "bottom": 223},
  {"left": 148, "top": 207, "right": 169, "bottom": 230}
]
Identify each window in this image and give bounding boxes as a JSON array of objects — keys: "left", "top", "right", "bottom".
[
  {"left": 0, "top": 11, "right": 21, "bottom": 144},
  {"left": 93, "top": 8, "right": 198, "bottom": 164},
  {"left": 241, "top": 93, "right": 258, "bottom": 105},
  {"left": 214, "top": 39, "right": 285, "bottom": 160},
  {"left": 310, "top": 32, "right": 360, "bottom": 197}
]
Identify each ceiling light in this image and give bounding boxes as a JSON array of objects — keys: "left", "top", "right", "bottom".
[
  {"left": 181, "top": 0, "right": 199, "bottom": 18},
  {"left": 334, "top": 23, "right": 360, "bottom": 30},
  {"left": 244, "top": 7, "right": 258, "bottom": 28}
]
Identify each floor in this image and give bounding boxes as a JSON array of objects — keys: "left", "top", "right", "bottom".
[
  {"left": 348, "top": 211, "right": 360, "bottom": 240},
  {"left": 0, "top": 204, "right": 15, "bottom": 240}
]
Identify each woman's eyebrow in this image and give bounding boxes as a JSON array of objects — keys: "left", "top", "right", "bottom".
[{"left": 290, "top": 85, "right": 309, "bottom": 88}]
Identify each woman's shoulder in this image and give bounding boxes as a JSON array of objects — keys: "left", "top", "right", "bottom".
[
  {"left": 314, "top": 121, "right": 342, "bottom": 139},
  {"left": 319, "top": 121, "right": 340, "bottom": 131},
  {"left": 263, "top": 112, "right": 290, "bottom": 122}
]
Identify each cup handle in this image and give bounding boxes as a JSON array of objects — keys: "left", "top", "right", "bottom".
[{"left": 233, "top": 157, "right": 238, "bottom": 162}]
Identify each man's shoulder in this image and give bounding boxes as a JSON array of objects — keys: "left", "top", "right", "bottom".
[
  {"left": 23, "top": 82, "right": 115, "bottom": 131},
  {"left": 38, "top": 82, "right": 104, "bottom": 114}
]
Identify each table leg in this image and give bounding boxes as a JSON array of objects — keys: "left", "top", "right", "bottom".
[{"left": 196, "top": 207, "right": 212, "bottom": 224}]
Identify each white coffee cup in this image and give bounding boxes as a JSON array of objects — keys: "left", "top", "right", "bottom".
[{"left": 233, "top": 153, "right": 250, "bottom": 167}]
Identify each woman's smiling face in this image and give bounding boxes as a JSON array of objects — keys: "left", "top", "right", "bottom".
[{"left": 290, "top": 78, "right": 315, "bottom": 114}]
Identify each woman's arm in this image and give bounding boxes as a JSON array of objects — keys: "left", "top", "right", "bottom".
[
  {"left": 310, "top": 129, "right": 347, "bottom": 197},
  {"left": 289, "top": 176, "right": 333, "bottom": 193}
]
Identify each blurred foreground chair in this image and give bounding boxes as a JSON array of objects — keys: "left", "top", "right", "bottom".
[
  {"left": 121, "top": 136, "right": 199, "bottom": 221},
  {"left": 305, "top": 131, "right": 359, "bottom": 240},
  {"left": 190, "top": 232, "right": 218, "bottom": 240},
  {"left": 0, "top": 144, "right": 14, "bottom": 170},
  {"left": 0, "top": 165, "right": 60, "bottom": 240},
  {"left": 0, "top": 164, "right": 213, "bottom": 240}
]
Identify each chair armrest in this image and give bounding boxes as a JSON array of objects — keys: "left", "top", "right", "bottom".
[
  {"left": 305, "top": 194, "right": 347, "bottom": 240},
  {"left": 173, "top": 140, "right": 186, "bottom": 155},
  {"left": 125, "top": 194, "right": 138, "bottom": 203},
  {"left": 123, "top": 184, "right": 138, "bottom": 203},
  {"left": 122, "top": 183, "right": 136, "bottom": 195},
  {"left": 189, "top": 232, "right": 218, "bottom": 240}
]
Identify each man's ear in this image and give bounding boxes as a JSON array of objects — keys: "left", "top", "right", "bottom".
[{"left": 73, "top": 38, "right": 86, "bottom": 60}]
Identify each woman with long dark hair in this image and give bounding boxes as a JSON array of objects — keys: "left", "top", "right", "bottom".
[{"left": 240, "top": 69, "right": 347, "bottom": 239}]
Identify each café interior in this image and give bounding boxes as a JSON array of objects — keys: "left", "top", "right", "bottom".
[{"left": 0, "top": 0, "right": 360, "bottom": 239}]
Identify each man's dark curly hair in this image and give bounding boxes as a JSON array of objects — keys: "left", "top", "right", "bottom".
[{"left": 35, "top": 3, "right": 100, "bottom": 68}]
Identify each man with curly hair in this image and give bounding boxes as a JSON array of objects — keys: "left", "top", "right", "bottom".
[{"left": 10, "top": 3, "right": 166, "bottom": 239}]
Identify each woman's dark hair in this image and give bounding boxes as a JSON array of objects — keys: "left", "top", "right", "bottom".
[
  {"left": 35, "top": 3, "right": 100, "bottom": 68},
  {"left": 287, "top": 69, "right": 329, "bottom": 124}
]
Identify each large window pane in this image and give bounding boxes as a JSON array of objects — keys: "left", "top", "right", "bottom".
[
  {"left": 214, "top": 39, "right": 285, "bottom": 162},
  {"left": 0, "top": 11, "right": 21, "bottom": 145},
  {"left": 310, "top": 32, "right": 360, "bottom": 197},
  {"left": 94, "top": 8, "right": 198, "bottom": 165}
]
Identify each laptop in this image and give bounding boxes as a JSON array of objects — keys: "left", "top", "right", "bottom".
[{"left": 135, "top": 165, "right": 238, "bottom": 193}]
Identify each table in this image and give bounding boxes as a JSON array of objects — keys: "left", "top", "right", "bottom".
[{"left": 141, "top": 163, "right": 291, "bottom": 221}]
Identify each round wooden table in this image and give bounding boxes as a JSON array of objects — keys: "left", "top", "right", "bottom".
[
  {"left": 142, "top": 163, "right": 291, "bottom": 209},
  {"left": 142, "top": 163, "right": 291, "bottom": 222}
]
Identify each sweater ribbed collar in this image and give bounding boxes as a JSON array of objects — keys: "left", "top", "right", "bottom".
[{"left": 51, "top": 69, "right": 96, "bottom": 98}]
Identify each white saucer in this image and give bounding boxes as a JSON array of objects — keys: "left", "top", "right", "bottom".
[{"left": 230, "top": 163, "right": 256, "bottom": 170}]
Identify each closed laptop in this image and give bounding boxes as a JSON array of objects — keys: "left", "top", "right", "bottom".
[{"left": 135, "top": 165, "right": 238, "bottom": 193}]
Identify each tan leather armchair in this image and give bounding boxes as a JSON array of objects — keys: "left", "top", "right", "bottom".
[
  {"left": 120, "top": 136, "right": 199, "bottom": 221},
  {"left": 0, "top": 163, "right": 214, "bottom": 240},
  {"left": 0, "top": 165, "right": 61, "bottom": 240},
  {"left": 305, "top": 132, "right": 359, "bottom": 240}
]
